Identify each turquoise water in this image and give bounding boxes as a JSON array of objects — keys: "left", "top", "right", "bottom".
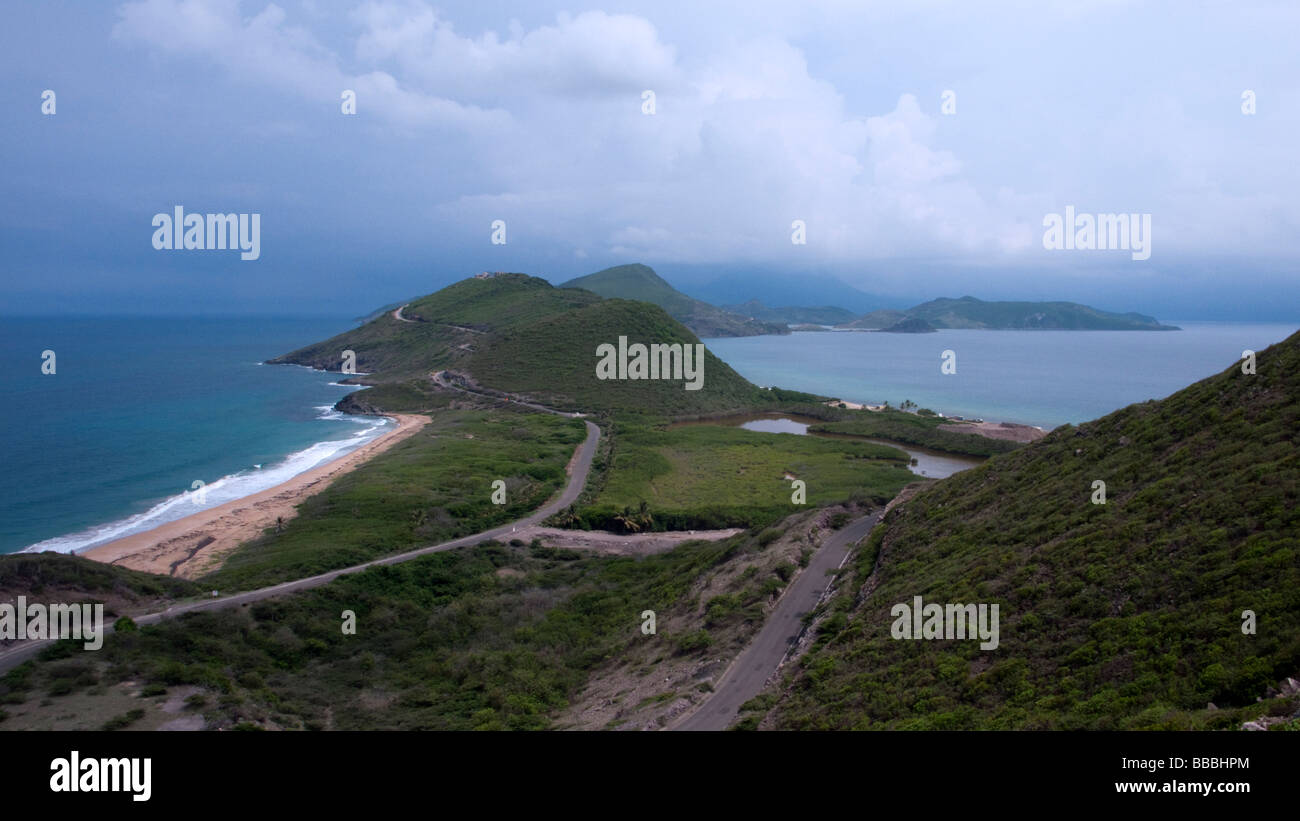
[
  {"left": 705, "top": 322, "right": 1298, "bottom": 428},
  {"left": 1, "top": 317, "right": 383, "bottom": 555}
]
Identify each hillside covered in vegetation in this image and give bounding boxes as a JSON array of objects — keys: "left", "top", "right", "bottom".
[
  {"left": 762, "top": 330, "right": 1299, "bottom": 729},
  {"left": 560, "top": 264, "right": 787, "bottom": 338},
  {"left": 721, "top": 299, "right": 856, "bottom": 327},
  {"left": 270, "top": 273, "right": 778, "bottom": 417},
  {"left": 885, "top": 296, "right": 1177, "bottom": 331}
]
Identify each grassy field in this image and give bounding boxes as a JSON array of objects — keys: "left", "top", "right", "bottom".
[
  {"left": 556, "top": 421, "right": 914, "bottom": 532},
  {"left": 764, "top": 330, "right": 1300, "bottom": 730},
  {"left": 203, "top": 408, "right": 586, "bottom": 591}
]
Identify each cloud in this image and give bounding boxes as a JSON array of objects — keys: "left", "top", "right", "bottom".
[
  {"left": 103, "top": 0, "right": 1300, "bottom": 270},
  {"left": 420, "top": 30, "right": 1021, "bottom": 264},
  {"left": 352, "top": 4, "right": 682, "bottom": 100},
  {"left": 113, "top": 0, "right": 508, "bottom": 130}
]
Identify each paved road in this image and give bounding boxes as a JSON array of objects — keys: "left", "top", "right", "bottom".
[
  {"left": 0, "top": 417, "right": 600, "bottom": 674},
  {"left": 672, "top": 511, "right": 882, "bottom": 731}
]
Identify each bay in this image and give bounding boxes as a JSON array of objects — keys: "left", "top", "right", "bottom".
[{"left": 705, "top": 322, "right": 1297, "bottom": 428}]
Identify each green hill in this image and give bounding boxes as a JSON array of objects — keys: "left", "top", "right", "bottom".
[
  {"left": 268, "top": 274, "right": 601, "bottom": 379},
  {"left": 403, "top": 274, "right": 601, "bottom": 330},
  {"left": 764, "top": 330, "right": 1300, "bottom": 729},
  {"left": 836, "top": 309, "right": 910, "bottom": 330},
  {"left": 880, "top": 316, "right": 937, "bottom": 334},
  {"left": 270, "top": 273, "right": 768, "bottom": 417},
  {"left": 470, "top": 298, "right": 766, "bottom": 415},
  {"left": 352, "top": 299, "right": 413, "bottom": 324},
  {"left": 903, "top": 296, "right": 1178, "bottom": 330},
  {"left": 560, "top": 264, "right": 787, "bottom": 338},
  {"left": 723, "top": 299, "right": 857, "bottom": 326}
]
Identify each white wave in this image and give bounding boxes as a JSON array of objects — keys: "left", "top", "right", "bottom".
[{"left": 21, "top": 413, "right": 393, "bottom": 556}]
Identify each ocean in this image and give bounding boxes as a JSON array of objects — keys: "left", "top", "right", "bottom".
[
  {"left": 3, "top": 316, "right": 1294, "bottom": 557},
  {"left": 705, "top": 321, "right": 1298, "bottom": 428},
  {"left": 1, "top": 316, "right": 385, "bottom": 556}
]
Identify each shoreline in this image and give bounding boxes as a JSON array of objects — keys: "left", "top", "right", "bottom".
[
  {"left": 820, "top": 401, "right": 1048, "bottom": 443},
  {"left": 77, "top": 413, "right": 429, "bottom": 579}
]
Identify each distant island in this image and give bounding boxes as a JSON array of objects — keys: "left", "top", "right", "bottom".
[
  {"left": 556, "top": 264, "right": 1178, "bottom": 336},
  {"left": 837, "top": 296, "right": 1179, "bottom": 332}
]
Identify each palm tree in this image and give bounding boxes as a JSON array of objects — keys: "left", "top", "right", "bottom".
[{"left": 613, "top": 505, "right": 642, "bottom": 533}]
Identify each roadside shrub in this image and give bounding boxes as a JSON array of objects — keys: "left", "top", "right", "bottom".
[
  {"left": 675, "top": 630, "right": 713, "bottom": 653},
  {"left": 101, "top": 708, "right": 145, "bottom": 731}
]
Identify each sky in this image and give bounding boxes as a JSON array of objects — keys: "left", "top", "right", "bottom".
[{"left": 2, "top": 0, "right": 1298, "bottom": 319}]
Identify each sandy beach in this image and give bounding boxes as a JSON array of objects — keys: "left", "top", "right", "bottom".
[
  {"left": 80, "top": 413, "right": 429, "bottom": 579},
  {"left": 822, "top": 400, "right": 1048, "bottom": 443}
]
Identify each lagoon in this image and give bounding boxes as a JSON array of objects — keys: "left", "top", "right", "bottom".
[{"left": 674, "top": 412, "right": 984, "bottom": 479}]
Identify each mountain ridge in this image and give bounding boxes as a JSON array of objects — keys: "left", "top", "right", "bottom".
[{"left": 559, "top": 264, "right": 787, "bottom": 338}]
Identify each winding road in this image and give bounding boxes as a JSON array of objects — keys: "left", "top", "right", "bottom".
[
  {"left": 671, "top": 511, "right": 882, "bottom": 731},
  {"left": 3, "top": 364, "right": 882, "bottom": 733},
  {"left": 392, "top": 304, "right": 485, "bottom": 335},
  {"left": 0, "top": 411, "right": 600, "bottom": 674}
]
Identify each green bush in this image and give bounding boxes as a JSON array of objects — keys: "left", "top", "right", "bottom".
[
  {"left": 101, "top": 708, "right": 145, "bottom": 731},
  {"left": 675, "top": 630, "right": 713, "bottom": 654}
]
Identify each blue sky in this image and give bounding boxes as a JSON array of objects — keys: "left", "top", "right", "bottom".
[{"left": 2, "top": 0, "right": 1298, "bottom": 319}]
